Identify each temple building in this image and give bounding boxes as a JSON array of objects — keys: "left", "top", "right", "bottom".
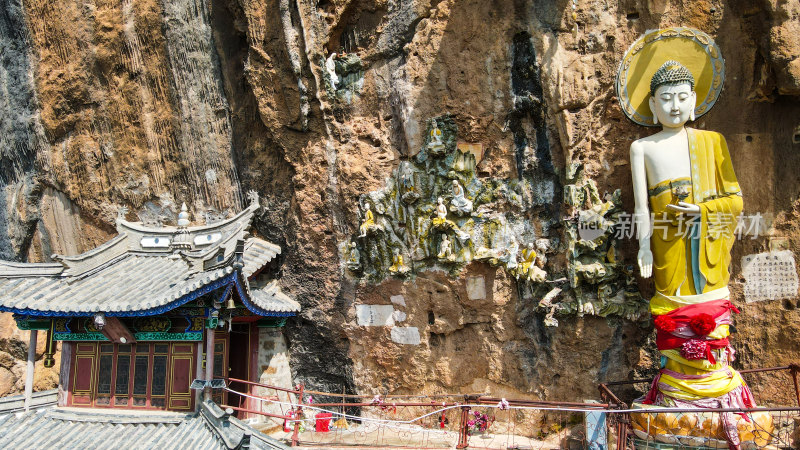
[{"left": 0, "top": 193, "right": 298, "bottom": 432}]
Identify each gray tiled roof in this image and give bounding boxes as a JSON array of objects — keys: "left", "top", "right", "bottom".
[
  {"left": 0, "top": 194, "right": 298, "bottom": 316},
  {"left": 0, "top": 254, "right": 234, "bottom": 315},
  {"left": 250, "top": 281, "right": 301, "bottom": 313},
  {"left": 0, "top": 402, "right": 288, "bottom": 449},
  {"left": 242, "top": 238, "right": 281, "bottom": 278},
  {"left": 0, "top": 389, "right": 57, "bottom": 414}
]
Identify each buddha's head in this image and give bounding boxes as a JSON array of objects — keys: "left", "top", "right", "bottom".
[{"left": 648, "top": 60, "right": 696, "bottom": 128}]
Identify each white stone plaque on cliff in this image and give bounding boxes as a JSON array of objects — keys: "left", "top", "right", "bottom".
[
  {"left": 741, "top": 250, "right": 799, "bottom": 303},
  {"left": 390, "top": 295, "right": 406, "bottom": 307},
  {"left": 390, "top": 327, "right": 420, "bottom": 345},
  {"left": 466, "top": 276, "right": 486, "bottom": 300},
  {"left": 356, "top": 304, "right": 396, "bottom": 326}
]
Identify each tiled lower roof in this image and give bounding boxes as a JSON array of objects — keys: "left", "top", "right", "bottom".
[
  {"left": 250, "top": 281, "right": 301, "bottom": 313},
  {"left": 242, "top": 238, "right": 281, "bottom": 278},
  {"left": 0, "top": 253, "right": 234, "bottom": 316},
  {"left": 0, "top": 402, "right": 287, "bottom": 449},
  {"left": 0, "top": 389, "right": 57, "bottom": 414}
]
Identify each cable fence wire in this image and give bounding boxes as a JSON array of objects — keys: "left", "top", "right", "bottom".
[
  {"left": 215, "top": 365, "right": 800, "bottom": 449},
  {"left": 220, "top": 385, "right": 608, "bottom": 448}
]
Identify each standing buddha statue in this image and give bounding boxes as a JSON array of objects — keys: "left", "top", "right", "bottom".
[{"left": 618, "top": 28, "right": 773, "bottom": 449}]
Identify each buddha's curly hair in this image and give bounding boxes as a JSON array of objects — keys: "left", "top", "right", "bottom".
[{"left": 650, "top": 60, "right": 695, "bottom": 96}]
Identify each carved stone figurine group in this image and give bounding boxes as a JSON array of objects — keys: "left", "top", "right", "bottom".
[{"left": 357, "top": 177, "right": 549, "bottom": 281}]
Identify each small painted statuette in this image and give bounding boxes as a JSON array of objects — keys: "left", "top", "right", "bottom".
[
  {"left": 358, "top": 203, "right": 382, "bottom": 237},
  {"left": 437, "top": 234, "right": 454, "bottom": 261},
  {"left": 449, "top": 180, "right": 473, "bottom": 216},
  {"left": 427, "top": 120, "right": 446, "bottom": 156},
  {"left": 388, "top": 249, "right": 410, "bottom": 276},
  {"left": 346, "top": 241, "right": 362, "bottom": 273}
]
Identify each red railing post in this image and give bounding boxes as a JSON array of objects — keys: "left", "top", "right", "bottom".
[
  {"left": 598, "top": 383, "right": 629, "bottom": 449},
  {"left": 616, "top": 419, "right": 628, "bottom": 449},
  {"left": 291, "top": 384, "right": 304, "bottom": 447},
  {"left": 790, "top": 363, "right": 800, "bottom": 408},
  {"left": 456, "top": 405, "right": 470, "bottom": 448}
]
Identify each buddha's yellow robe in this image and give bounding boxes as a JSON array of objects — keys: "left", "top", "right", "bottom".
[
  {"left": 360, "top": 209, "right": 375, "bottom": 235},
  {"left": 389, "top": 254, "right": 406, "bottom": 273},
  {"left": 648, "top": 128, "right": 744, "bottom": 402},
  {"left": 518, "top": 248, "right": 536, "bottom": 276}
]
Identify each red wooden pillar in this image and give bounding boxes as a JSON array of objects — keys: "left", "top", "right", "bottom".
[
  {"left": 58, "top": 342, "right": 73, "bottom": 406},
  {"left": 195, "top": 341, "right": 204, "bottom": 410},
  {"left": 246, "top": 324, "right": 260, "bottom": 417},
  {"left": 204, "top": 328, "right": 216, "bottom": 402}
]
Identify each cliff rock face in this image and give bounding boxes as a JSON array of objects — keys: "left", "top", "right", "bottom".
[{"left": 1, "top": 0, "right": 799, "bottom": 409}]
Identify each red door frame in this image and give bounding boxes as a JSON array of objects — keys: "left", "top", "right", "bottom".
[{"left": 215, "top": 321, "right": 260, "bottom": 418}]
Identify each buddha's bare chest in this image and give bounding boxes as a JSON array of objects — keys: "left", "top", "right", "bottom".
[{"left": 642, "top": 137, "right": 692, "bottom": 187}]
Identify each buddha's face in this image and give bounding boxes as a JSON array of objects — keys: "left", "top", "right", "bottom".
[{"left": 649, "top": 82, "right": 696, "bottom": 128}]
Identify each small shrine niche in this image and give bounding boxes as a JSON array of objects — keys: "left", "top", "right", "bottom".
[{"left": 329, "top": 3, "right": 386, "bottom": 55}]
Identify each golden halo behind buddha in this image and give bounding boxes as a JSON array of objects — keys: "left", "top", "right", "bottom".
[{"left": 616, "top": 27, "right": 725, "bottom": 127}]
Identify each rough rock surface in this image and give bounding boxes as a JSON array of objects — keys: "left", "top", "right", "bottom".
[{"left": 0, "top": 0, "right": 799, "bottom": 417}]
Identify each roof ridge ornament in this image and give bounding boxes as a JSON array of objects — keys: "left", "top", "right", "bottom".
[
  {"left": 177, "top": 203, "right": 190, "bottom": 228},
  {"left": 172, "top": 203, "right": 193, "bottom": 250},
  {"left": 117, "top": 205, "right": 129, "bottom": 221},
  {"left": 233, "top": 240, "right": 245, "bottom": 270}
]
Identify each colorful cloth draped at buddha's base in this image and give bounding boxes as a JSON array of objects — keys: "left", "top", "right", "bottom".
[
  {"left": 634, "top": 288, "right": 773, "bottom": 448},
  {"left": 630, "top": 402, "right": 775, "bottom": 449}
]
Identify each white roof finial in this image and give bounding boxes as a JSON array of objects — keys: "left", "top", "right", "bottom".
[{"left": 177, "top": 203, "right": 190, "bottom": 228}]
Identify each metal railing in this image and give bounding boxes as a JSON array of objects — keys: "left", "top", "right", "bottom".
[
  {"left": 200, "top": 364, "right": 800, "bottom": 448},
  {"left": 218, "top": 377, "right": 612, "bottom": 448}
]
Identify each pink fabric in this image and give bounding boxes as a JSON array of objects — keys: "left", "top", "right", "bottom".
[
  {"left": 658, "top": 366, "right": 733, "bottom": 380},
  {"left": 667, "top": 312, "right": 732, "bottom": 339}
]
